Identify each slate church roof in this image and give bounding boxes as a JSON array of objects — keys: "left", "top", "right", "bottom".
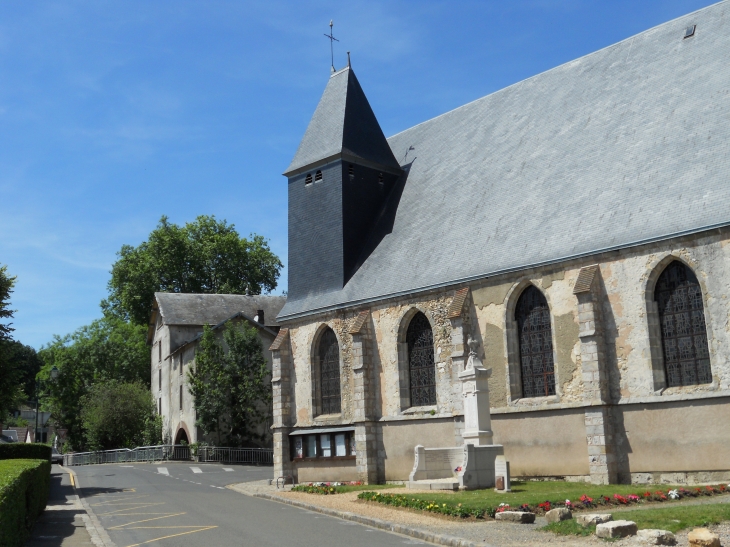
[
  {"left": 153, "top": 293, "right": 286, "bottom": 329},
  {"left": 279, "top": 1, "right": 730, "bottom": 320}
]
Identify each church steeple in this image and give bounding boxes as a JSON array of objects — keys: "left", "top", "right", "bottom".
[
  {"left": 285, "top": 67, "right": 402, "bottom": 300},
  {"left": 284, "top": 67, "right": 401, "bottom": 177}
]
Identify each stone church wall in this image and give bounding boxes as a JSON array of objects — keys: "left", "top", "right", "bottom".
[
  {"left": 274, "top": 227, "right": 730, "bottom": 484},
  {"left": 491, "top": 409, "right": 590, "bottom": 478}
]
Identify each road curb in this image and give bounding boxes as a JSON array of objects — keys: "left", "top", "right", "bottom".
[
  {"left": 251, "top": 491, "right": 490, "bottom": 547},
  {"left": 62, "top": 466, "right": 118, "bottom": 547}
]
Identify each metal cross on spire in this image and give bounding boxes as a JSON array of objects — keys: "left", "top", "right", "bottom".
[{"left": 324, "top": 20, "right": 339, "bottom": 73}]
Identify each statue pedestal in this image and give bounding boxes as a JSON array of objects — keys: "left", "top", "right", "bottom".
[
  {"left": 458, "top": 365, "right": 493, "bottom": 446},
  {"left": 407, "top": 443, "right": 504, "bottom": 490},
  {"left": 406, "top": 337, "right": 508, "bottom": 490}
]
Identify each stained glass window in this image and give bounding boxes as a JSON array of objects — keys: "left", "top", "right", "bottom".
[
  {"left": 407, "top": 312, "right": 436, "bottom": 407},
  {"left": 319, "top": 328, "right": 341, "bottom": 414},
  {"left": 655, "top": 261, "right": 712, "bottom": 387},
  {"left": 515, "top": 286, "right": 556, "bottom": 398}
]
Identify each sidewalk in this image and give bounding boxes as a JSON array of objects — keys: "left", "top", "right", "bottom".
[
  {"left": 25, "top": 465, "right": 113, "bottom": 547},
  {"left": 227, "top": 481, "right": 730, "bottom": 547}
]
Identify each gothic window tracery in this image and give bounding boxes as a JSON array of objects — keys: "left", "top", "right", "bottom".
[
  {"left": 406, "top": 312, "right": 436, "bottom": 407},
  {"left": 515, "top": 286, "right": 555, "bottom": 398},
  {"left": 318, "top": 328, "right": 341, "bottom": 414},
  {"left": 655, "top": 261, "right": 712, "bottom": 387}
]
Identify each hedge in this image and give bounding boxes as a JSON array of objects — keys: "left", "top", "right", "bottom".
[
  {"left": 0, "top": 444, "right": 51, "bottom": 462},
  {"left": 0, "top": 459, "right": 51, "bottom": 547}
]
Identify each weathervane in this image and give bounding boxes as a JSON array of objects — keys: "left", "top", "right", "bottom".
[{"left": 324, "top": 20, "right": 339, "bottom": 73}]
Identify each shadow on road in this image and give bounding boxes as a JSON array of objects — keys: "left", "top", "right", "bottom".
[{"left": 25, "top": 466, "right": 126, "bottom": 547}]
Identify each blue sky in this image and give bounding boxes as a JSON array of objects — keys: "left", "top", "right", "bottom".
[{"left": 0, "top": 0, "right": 717, "bottom": 349}]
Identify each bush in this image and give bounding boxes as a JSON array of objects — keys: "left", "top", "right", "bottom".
[
  {"left": 0, "top": 444, "right": 51, "bottom": 462},
  {"left": 0, "top": 459, "right": 51, "bottom": 547}
]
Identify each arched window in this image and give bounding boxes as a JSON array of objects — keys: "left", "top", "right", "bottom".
[
  {"left": 318, "top": 328, "right": 341, "bottom": 414},
  {"left": 516, "top": 286, "right": 555, "bottom": 398},
  {"left": 305, "top": 173, "right": 312, "bottom": 185},
  {"left": 655, "top": 261, "right": 711, "bottom": 387},
  {"left": 314, "top": 170, "right": 323, "bottom": 182},
  {"left": 407, "top": 312, "right": 436, "bottom": 407}
]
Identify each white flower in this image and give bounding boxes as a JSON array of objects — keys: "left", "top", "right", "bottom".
[{"left": 668, "top": 489, "right": 679, "bottom": 499}]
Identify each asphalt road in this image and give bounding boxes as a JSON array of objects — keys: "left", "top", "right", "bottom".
[{"left": 69, "top": 463, "right": 425, "bottom": 547}]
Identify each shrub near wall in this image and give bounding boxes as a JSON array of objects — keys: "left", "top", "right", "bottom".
[
  {"left": 0, "top": 459, "right": 51, "bottom": 547},
  {"left": 0, "top": 444, "right": 51, "bottom": 462}
]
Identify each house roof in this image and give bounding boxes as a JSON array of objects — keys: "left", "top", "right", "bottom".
[
  {"left": 284, "top": 67, "right": 401, "bottom": 176},
  {"left": 278, "top": 1, "right": 730, "bottom": 320},
  {"left": 155, "top": 293, "right": 286, "bottom": 328}
]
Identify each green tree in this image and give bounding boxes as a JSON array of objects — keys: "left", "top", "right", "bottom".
[
  {"left": 104, "top": 215, "right": 283, "bottom": 325},
  {"left": 39, "top": 315, "right": 150, "bottom": 450},
  {"left": 4, "top": 341, "right": 43, "bottom": 400},
  {"left": 187, "top": 322, "right": 271, "bottom": 447},
  {"left": 0, "top": 265, "right": 23, "bottom": 420},
  {"left": 80, "top": 380, "right": 159, "bottom": 450}
]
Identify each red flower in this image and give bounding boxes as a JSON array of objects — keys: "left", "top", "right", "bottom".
[{"left": 614, "top": 494, "right": 628, "bottom": 505}]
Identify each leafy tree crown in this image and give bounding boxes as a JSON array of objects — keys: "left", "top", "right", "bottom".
[{"left": 104, "top": 215, "right": 282, "bottom": 325}]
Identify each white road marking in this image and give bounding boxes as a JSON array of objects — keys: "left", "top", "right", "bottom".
[
  {"left": 157, "top": 468, "right": 169, "bottom": 475},
  {"left": 223, "top": 468, "right": 234, "bottom": 472},
  {"left": 120, "top": 465, "right": 133, "bottom": 468},
  {"left": 191, "top": 467, "right": 202, "bottom": 474}
]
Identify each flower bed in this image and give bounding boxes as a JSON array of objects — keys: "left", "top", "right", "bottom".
[
  {"left": 357, "top": 483, "right": 730, "bottom": 521},
  {"left": 291, "top": 481, "right": 364, "bottom": 495},
  {"left": 357, "top": 491, "right": 486, "bottom": 518}
]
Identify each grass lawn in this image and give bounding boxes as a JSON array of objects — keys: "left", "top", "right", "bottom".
[
  {"left": 544, "top": 503, "right": 730, "bottom": 535},
  {"left": 389, "top": 480, "right": 684, "bottom": 511}
]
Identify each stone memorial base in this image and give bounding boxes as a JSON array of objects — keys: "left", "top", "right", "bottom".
[{"left": 408, "top": 444, "right": 504, "bottom": 490}]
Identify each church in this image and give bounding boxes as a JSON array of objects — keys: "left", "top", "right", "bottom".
[{"left": 270, "top": 1, "right": 730, "bottom": 485}]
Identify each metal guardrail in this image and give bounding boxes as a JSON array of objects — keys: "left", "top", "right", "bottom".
[
  {"left": 62, "top": 444, "right": 272, "bottom": 466},
  {"left": 198, "top": 446, "right": 273, "bottom": 465}
]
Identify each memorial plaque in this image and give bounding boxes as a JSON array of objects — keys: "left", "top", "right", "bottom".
[{"left": 494, "top": 455, "right": 511, "bottom": 492}]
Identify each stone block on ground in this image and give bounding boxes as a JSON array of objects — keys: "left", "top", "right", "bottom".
[
  {"left": 688, "top": 528, "right": 721, "bottom": 547},
  {"left": 545, "top": 508, "right": 572, "bottom": 523},
  {"left": 494, "top": 511, "right": 536, "bottom": 524},
  {"left": 595, "top": 520, "right": 638, "bottom": 538},
  {"left": 576, "top": 513, "right": 613, "bottom": 526},
  {"left": 637, "top": 529, "right": 677, "bottom": 545}
]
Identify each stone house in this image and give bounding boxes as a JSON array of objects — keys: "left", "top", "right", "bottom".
[
  {"left": 148, "top": 293, "right": 286, "bottom": 446},
  {"left": 272, "top": 2, "right": 730, "bottom": 485}
]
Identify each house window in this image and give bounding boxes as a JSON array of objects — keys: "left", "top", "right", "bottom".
[
  {"left": 319, "top": 329, "right": 341, "bottom": 414},
  {"left": 158, "top": 369, "right": 161, "bottom": 391},
  {"left": 179, "top": 385, "right": 183, "bottom": 411},
  {"left": 158, "top": 398, "right": 161, "bottom": 415},
  {"left": 291, "top": 431, "right": 356, "bottom": 461},
  {"left": 655, "top": 261, "right": 711, "bottom": 387},
  {"left": 407, "top": 312, "right": 436, "bottom": 407},
  {"left": 179, "top": 354, "right": 183, "bottom": 376},
  {"left": 158, "top": 342, "right": 161, "bottom": 363},
  {"left": 305, "top": 173, "right": 313, "bottom": 185},
  {"left": 314, "top": 170, "right": 323, "bottom": 182},
  {"left": 348, "top": 164, "right": 354, "bottom": 180},
  {"left": 516, "top": 286, "right": 555, "bottom": 398}
]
